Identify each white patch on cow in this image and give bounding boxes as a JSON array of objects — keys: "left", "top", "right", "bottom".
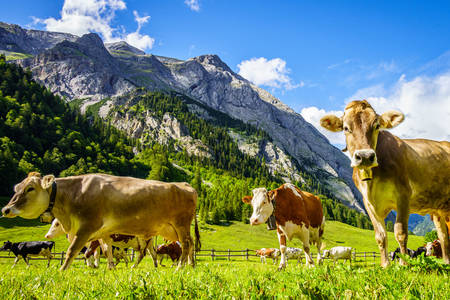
[
  {"left": 45, "top": 218, "right": 65, "bottom": 239},
  {"left": 278, "top": 221, "right": 309, "bottom": 242},
  {"left": 284, "top": 183, "right": 303, "bottom": 200},
  {"left": 249, "top": 187, "right": 274, "bottom": 225}
]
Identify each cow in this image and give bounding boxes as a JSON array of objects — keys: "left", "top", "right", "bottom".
[
  {"left": 322, "top": 246, "right": 353, "bottom": 265},
  {"left": 242, "top": 183, "right": 325, "bottom": 269},
  {"left": 45, "top": 218, "right": 157, "bottom": 268},
  {"left": 255, "top": 248, "right": 280, "bottom": 264},
  {"left": 389, "top": 247, "right": 414, "bottom": 261},
  {"left": 2, "top": 172, "right": 201, "bottom": 270},
  {"left": 0, "top": 240, "right": 54, "bottom": 267},
  {"left": 426, "top": 240, "right": 442, "bottom": 258},
  {"left": 412, "top": 246, "right": 427, "bottom": 258},
  {"left": 156, "top": 241, "right": 182, "bottom": 267},
  {"left": 284, "top": 247, "right": 304, "bottom": 265},
  {"left": 84, "top": 240, "right": 129, "bottom": 267},
  {"left": 320, "top": 100, "right": 450, "bottom": 266}
]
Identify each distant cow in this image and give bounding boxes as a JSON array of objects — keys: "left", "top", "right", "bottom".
[
  {"left": 2, "top": 173, "right": 200, "bottom": 270},
  {"left": 255, "top": 248, "right": 280, "bottom": 264},
  {"left": 426, "top": 240, "right": 442, "bottom": 258},
  {"left": 156, "top": 242, "right": 182, "bottom": 267},
  {"left": 284, "top": 247, "right": 303, "bottom": 265},
  {"left": 243, "top": 183, "right": 325, "bottom": 269},
  {"left": 84, "top": 240, "right": 129, "bottom": 267},
  {"left": 322, "top": 246, "right": 353, "bottom": 265},
  {"left": 0, "top": 240, "right": 54, "bottom": 267},
  {"left": 320, "top": 100, "right": 450, "bottom": 266},
  {"left": 45, "top": 218, "right": 156, "bottom": 268},
  {"left": 390, "top": 246, "right": 427, "bottom": 261}
]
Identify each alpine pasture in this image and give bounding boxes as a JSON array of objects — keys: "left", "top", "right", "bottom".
[{"left": 0, "top": 216, "right": 448, "bottom": 299}]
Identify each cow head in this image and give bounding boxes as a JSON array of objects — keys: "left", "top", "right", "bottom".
[
  {"left": 1, "top": 172, "right": 55, "bottom": 219},
  {"left": 242, "top": 187, "right": 274, "bottom": 225},
  {"left": 0, "top": 241, "right": 12, "bottom": 251},
  {"left": 320, "top": 100, "right": 404, "bottom": 180},
  {"left": 322, "top": 249, "right": 330, "bottom": 258},
  {"left": 45, "top": 218, "right": 65, "bottom": 239}
]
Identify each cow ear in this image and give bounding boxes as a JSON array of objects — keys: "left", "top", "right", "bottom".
[
  {"left": 242, "top": 195, "right": 253, "bottom": 204},
  {"left": 320, "top": 115, "right": 343, "bottom": 132},
  {"left": 267, "top": 190, "right": 276, "bottom": 201},
  {"left": 41, "top": 175, "right": 55, "bottom": 189},
  {"left": 380, "top": 110, "right": 404, "bottom": 129}
]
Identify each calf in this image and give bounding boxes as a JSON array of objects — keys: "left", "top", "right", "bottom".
[
  {"left": 156, "top": 242, "right": 182, "bottom": 267},
  {"left": 46, "top": 218, "right": 156, "bottom": 268},
  {"left": 84, "top": 241, "right": 129, "bottom": 267},
  {"left": 322, "top": 246, "right": 353, "bottom": 265},
  {"left": 255, "top": 248, "right": 280, "bottom": 264},
  {"left": 390, "top": 247, "right": 414, "bottom": 261},
  {"left": 284, "top": 247, "right": 303, "bottom": 265},
  {"left": 243, "top": 183, "right": 325, "bottom": 269},
  {"left": 426, "top": 240, "right": 442, "bottom": 258},
  {"left": 0, "top": 240, "right": 54, "bottom": 267}
]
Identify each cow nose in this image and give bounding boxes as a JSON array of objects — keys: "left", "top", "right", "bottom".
[
  {"left": 352, "top": 149, "right": 378, "bottom": 168},
  {"left": 250, "top": 217, "right": 259, "bottom": 225},
  {"left": 2, "top": 208, "right": 10, "bottom": 216}
]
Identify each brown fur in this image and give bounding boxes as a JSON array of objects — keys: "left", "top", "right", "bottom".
[
  {"left": 321, "top": 100, "right": 450, "bottom": 266},
  {"left": 156, "top": 242, "right": 182, "bottom": 262},
  {"left": 271, "top": 184, "right": 323, "bottom": 228}
]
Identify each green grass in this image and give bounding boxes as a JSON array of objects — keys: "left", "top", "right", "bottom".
[
  {"left": 0, "top": 219, "right": 447, "bottom": 299},
  {"left": 0, "top": 258, "right": 448, "bottom": 299}
]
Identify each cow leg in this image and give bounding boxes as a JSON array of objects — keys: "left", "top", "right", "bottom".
[
  {"left": 363, "top": 197, "right": 390, "bottom": 267},
  {"left": 394, "top": 202, "right": 410, "bottom": 266},
  {"left": 24, "top": 256, "right": 31, "bottom": 267},
  {"left": 432, "top": 214, "right": 449, "bottom": 264},
  {"left": 100, "top": 238, "right": 115, "bottom": 270},
  {"left": 277, "top": 229, "right": 287, "bottom": 270},
  {"left": 174, "top": 225, "right": 194, "bottom": 269},
  {"left": 61, "top": 231, "right": 91, "bottom": 271},
  {"left": 12, "top": 256, "right": 19, "bottom": 268},
  {"left": 146, "top": 238, "right": 158, "bottom": 268},
  {"left": 299, "top": 228, "right": 314, "bottom": 267},
  {"left": 47, "top": 255, "right": 51, "bottom": 268}
]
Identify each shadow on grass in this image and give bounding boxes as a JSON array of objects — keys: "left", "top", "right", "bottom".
[{"left": 0, "top": 217, "right": 45, "bottom": 228}]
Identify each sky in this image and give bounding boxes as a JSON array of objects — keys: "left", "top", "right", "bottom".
[{"left": 1, "top": 0, "right": 449, "bottom": 147}]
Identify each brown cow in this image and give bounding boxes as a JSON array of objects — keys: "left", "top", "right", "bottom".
[
  {"left": 2, "top": 173, "right": 201, "bottom": 270},
  {"left": 156, "top": 241, "right": 182, "bottom": 267},
  {"left": 320, "top": 100, "right": 450, "bottom": 266},
  {"left": 255, "top": 248, "right": 280, "bottom": 264},
  {"left": 242, "top": 183, "right": 325, "bottom": 269}
]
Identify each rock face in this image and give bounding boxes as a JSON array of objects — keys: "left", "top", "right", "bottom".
[{"left": 0, "top": 23, "right": 364, "bottom": 211}]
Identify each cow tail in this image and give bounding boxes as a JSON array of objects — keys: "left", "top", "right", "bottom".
[{"left": 194, "top": 213, "right": 201, "bottom": 252}]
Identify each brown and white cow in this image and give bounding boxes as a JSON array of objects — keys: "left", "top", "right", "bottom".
[
  {"left": 2, "top": 172, "right": 201, "bottom": 270},
  {"left": 45, "top": 218, "right": 157, "bottom": 268},
  {"left": 320, "top": 100, "right": 450, "bottom": 266},
  {"left": 242, "top": 183, "right": 325, "bottom": 269},
  {"left": 156, "top": 241, "right": 182, "bottom": 267},
  {"left": 255, "top": 248, "right": 280, "bottom": 264}
]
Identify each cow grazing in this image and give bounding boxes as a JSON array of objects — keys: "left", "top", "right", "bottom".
[
  {"left": 284, "top": 247, "right": 304, "bottom": 265},
  {"left": 2, "top": 173, "right": 201, "bottom": 270},
  {"left": 84, "top": 240, "right": 129, "bottom": 267},
  {"left": 426, "top": 240, "right": 442, "bottom": 258},
  {"left": 156, "top": 241, "right": 182, "bottom": 267},
  {"left": 45, "top": 218, "right": 156, "bottom": 268},
  {"left": 255, "top": 248, "right": 280, "bottom": 264},
  {"left": 412, "top": 246, "right": 427, "bottom": 258},
  {"left": 242, "top": 183, "right": 325, "bottom": 269},
  {"left": 320, "top": 100, "right": 450, "bottom": 266},
  {"left": 0, "top": 240, "right": 54, "bottom": 267},
  {"left": 389, "top": 247, "right": 414, "bottom": 261},
  {"left": 322, "top": 246, "right": 353, "bottom": 265}
]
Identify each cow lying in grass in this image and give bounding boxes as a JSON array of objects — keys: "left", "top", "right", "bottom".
[{"left": 0, "top": 240, "right": 54, "bottom": 267}]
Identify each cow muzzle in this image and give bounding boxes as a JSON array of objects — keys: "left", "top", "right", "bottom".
[
  {"left": 351, "top": 149, "right": 378, "bottom": 168},
  {"left": 250, "top": 217, "right": 261, "bottom": 225},
  {"left": 1, "top": 206, "right": 17, "bottom": 218}
]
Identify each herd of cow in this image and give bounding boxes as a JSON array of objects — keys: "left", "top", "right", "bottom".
[{"left": 0, "top": 100, "right": 449, "bottom": 271}]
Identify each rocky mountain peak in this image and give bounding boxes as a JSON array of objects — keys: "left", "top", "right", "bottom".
[
  {"left": 105, "top": 41, "right": 145, "bottom": 56},
  {"left": 191, "top": 54, "right": 233, "bottom": 73}
]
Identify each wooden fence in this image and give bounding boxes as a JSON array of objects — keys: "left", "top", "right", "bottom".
[{"left": 0, "top": 249, "right": 380, "bottom": 265}]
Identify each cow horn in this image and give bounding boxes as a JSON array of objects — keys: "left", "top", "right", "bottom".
[{"left": 341, "top": 146, "right": 347, "bottom": 152}]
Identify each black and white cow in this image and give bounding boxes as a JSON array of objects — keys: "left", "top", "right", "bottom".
[{"left": 0, "top": 241, "right": 54, "bottom": 267}]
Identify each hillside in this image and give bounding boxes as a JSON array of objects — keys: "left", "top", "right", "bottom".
[
  {"left": 0, "top": 219, "right": 425, "bottom": 254},
  {"left": 0, "top": 22, "right": 364, "bottom": 211}
]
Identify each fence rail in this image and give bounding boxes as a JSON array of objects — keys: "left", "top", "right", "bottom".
[{"left": 0, "top": 249, "right": 380, "bottom": 264}]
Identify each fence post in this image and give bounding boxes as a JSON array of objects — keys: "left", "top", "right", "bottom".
[
  {"left": 373, "top": 252, "right": 376, "bottom": 262},
  {"left": 228, "top": 249, "right": 231, "bottom": 261},
  {"left": 246, "top": 249, "right": 249, "bottom": 261},
  {"left": 60, "top": 251, "right": 65, "bottom": 266},
  {"left": 211, "top": 249, "right": 215, "bottom": 261},
  {"left": 364, "top": 252, "right": 366, "bottom": 261}
]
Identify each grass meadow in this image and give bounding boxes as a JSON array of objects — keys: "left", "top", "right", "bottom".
[{"left": 0, "top": 213, "right": 448, "bottom": 299}]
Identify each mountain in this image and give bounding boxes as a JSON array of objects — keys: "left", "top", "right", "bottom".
[{"left": 0, "top": 22, "right": 364, "bottom": 211}]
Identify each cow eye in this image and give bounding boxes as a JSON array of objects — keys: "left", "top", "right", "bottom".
[
  {"left": 27, "top": 187, "right": 35, "bottom": 193},
  {"left": 343, "top": 126, "right": 351, "bottom": 133}
]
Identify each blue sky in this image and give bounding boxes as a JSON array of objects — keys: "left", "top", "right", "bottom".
[{"left": 1, "top": 0, "right": 449, "bottom": 146}]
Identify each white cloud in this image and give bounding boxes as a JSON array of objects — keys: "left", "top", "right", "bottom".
[
  {"left": 357, "top": 73, "right": 450, "bottom": 141},
  {"left": 300, "top": 106, "right": 345, "bottom": 146},
  {"left": 237, "top": 57, "right": 303, "bottom": 90},
  {"left": 185, "top": 0, "right": 200, "bottom": 12},
  {"left": 33, "top": 0, "right": 155, "bottom": 51}
]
